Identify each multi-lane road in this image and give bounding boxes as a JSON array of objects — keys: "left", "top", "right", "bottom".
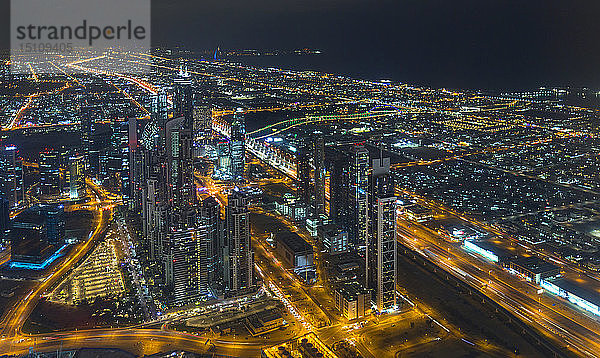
[{"left": 396, "top": 213, "right": 600, "bottom": 358}]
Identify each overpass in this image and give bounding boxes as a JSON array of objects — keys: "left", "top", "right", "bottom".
[{"left": 212, "top": 117, "right": 298, "bottom": 179}]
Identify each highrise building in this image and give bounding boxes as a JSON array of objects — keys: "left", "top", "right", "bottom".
[
  {"left": 224, "top": 190, "right": 253, "bottom": 294},
  {"left": 173, "top": 67, "right": 194, "bottom": 122},
  {"left": 296, "top": 136, "right": 312, "bottom": 205},
  {"left": 313, "top": 134, "right": 325, "bottom": 216},
  {"left": 69, "top": 155, "right": 86, "bottom": 200},
  {"left": 365, "top": 156, "right": 397, "bottom": 312},
  {"left": 230, "top": 109, "right": 246, "bottom": 181},
  {"left": 0, "top": 145, "right": 24, "bottom": 209},
  {"left": 193, "top": 103, "right": 213, "bottom": 142},
  {"left": 169, "top": 227, "right": 202, "bottom": 305},
  {"left": 43, "top": 204, "right": 65, "bottom": 245},
  {"left": 352, "top": 144, "right": 369, "bottom": 249},
  {"left": 79, "top": 105, "right": 93, "bottom": 169},
  {"left": 325, "top": 148, "right": 352, "bottom": 229},
  {"left": 129, "top": 117, "right": 148, "bottom": 213},
  {"left": 215, "top": 141, "right": 232, "bottom": 179},
  {"left": 197, "top": 196, "right": 222, "bottom": 297},
  {"left": 39, "top": 149, "right": 62, "bottom": 201},
  {"left": 165, "top": 115, "right": 196, "bottom": 227},
  {"left": 0, "top": 198, "right": 10, "bottom": 239}
]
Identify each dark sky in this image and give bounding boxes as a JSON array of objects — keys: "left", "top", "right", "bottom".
[{"left": 4, "top": 0, "right": 600, "bottom": 90}]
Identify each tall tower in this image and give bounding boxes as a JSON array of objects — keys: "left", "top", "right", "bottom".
[
  {"left": 170, "top": 227, "right": 201, "bottom": 305},
  {"left": 352, "top": 144, "right": 369, "bottom": 249},
  {"left": 197, "top": 196, "right": 222, "bottom": 298},
  {"left": 224, "top": 190, "right": 253, "bottom": 294},
  {"left": 313, "top": 134, "right": 326, "bottom": 216},
  {"left": 296, "top": 136, "right": 312, "bottom": 204},
  {"left": 68, "top": 154, "right": 86, "bottom": 200},
  {"left": 173, "top": 67, "right": 194, "bottom": 124},
  {"left": 39, "top": 149, "right": 62, "bottom": 201},
  {"left": 365, "top": 156, "right": 397, "bottom": 312},
  {"left": 193, "top": 103, "right": 213, "bottom": 142},
  {"left": 79, "top": 105, "right": 93, "bottom": 171},
  {"left": 230, "top": 109, "right": 246, "bottom": 181},
  {"left": 0, "top": 145, "right": 24, "bottom": 208}
]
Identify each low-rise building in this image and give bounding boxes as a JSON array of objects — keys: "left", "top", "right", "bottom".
[
  {"left": 506, "top": 256, "right": 560, "bottom": 284},
  {"left": 334, "top": 282, "right": 370, "bottom": 320},
  {"left": 275, "top": 233, "right": 315, "bottom": 282},
  {"left": 245, "top": 310, "right": 285, "bottom": 336},
  {"left": 318, "top": 223, "right": 348, "bottom": 254}
]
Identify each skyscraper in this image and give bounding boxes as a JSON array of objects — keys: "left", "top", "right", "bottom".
[
  {"left": 197, "top": 196, "right": 222, "bottom": 298},
  {"left": 193, "top": 103, "right": 213, "bottom": 142},
  {"left": 313, "top": 134, "right": 325, "bottom": 216},
  {"left": 224, "top": 190, "right": 253, "bottom": 294},
  {"left": 0, "top": 145, "right": 24, "bottom": 209},
  {"left": 296, "top": 136, "right": 312, "bottom": 205},
  {"left": 69, "top": 155, "right": 86, "bottom": 200},
  {"left": 352, "top": 144, "right": 369, "bottom": 249},
  {"left": 39, "top": 149, "right": 62, "bottom": 202},
  {"left": 365, "top": 156, "right": 397, "bottom": 312},
  {"left": 170, "top": 227, "right": 202, "bottom": 305},
  {"left": 173, "top": 67, "right": 194, "bottom": 123},
  {"left": 0, "top": 198, "right": 10, "bottom": 240},
  {"left": 79, "top": 105, "right": 93, "bottom": 171},
  {"left": 230, "top": 109, "right": 246, "bottom": 181},
  {"left": 43, "top": 204, "right": 65, "bottom": 246}
]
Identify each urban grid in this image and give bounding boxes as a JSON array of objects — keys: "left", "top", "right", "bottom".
[{"left": 2, "top": 3, "right": 600, "bottom": 358}]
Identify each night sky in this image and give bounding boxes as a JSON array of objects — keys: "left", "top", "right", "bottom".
[{"left": 4, "top": 0, "right": 600, "bottom": 90}]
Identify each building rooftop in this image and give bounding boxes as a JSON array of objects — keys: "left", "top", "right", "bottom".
[
  {"left": 549, "top": 277, "right": 600, "bottom": 309},
  {"left": 277, "top": 233, "right": 312, "bottom": 254},
  {"left": 337, "top": 281, "right": 369, "bottom": 301},
  {"left": 509, "top": 256, "right": 560, "bottom": 274}
]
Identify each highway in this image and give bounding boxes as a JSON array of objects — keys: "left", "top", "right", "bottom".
[
  {"left": 396, "top": 216, "right": 600, "bottom": 358},
  {"left": 0, "top": 181, "right": 113, "bottom": 344}
]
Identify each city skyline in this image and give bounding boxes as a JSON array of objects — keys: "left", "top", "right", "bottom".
[{"left": 1, "top": 2, "right": 600, "bottom": 357}]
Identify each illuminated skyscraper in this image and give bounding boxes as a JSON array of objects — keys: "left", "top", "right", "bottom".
[
  {"left": 170, "top": 227, "right": 201, "bottom": 305},
  {"left": 39, "top": 149, "right": 62, "bottom": 201},
  {"left": 313, "top": 134, "right": 325, "bottom": 216},
  {"left": 0, "top": 145, "right": 24, "bottom": 209},
  {"left": 193, "top": 103, "right": 213, "bottom": 142},
  {"left": 230, "top": 109, "right": 246, "bottom": 181},
  {"left": 173, "top": 67, "right": 194, "bottom": 123},
  {"left": 43, "top": 204, "right": 65, "bottom": 246},
  {"left": 197, "top": 196, "right": 222, "bottom": 297},
  {"left": 0, "top": 198, "right": 10, "bottom": 239},
  {"left": 296, "top": 136, "right": 312, "bottom": 204},
  {"left": 69, "top": 155, "right": 86, "bottom": 200},
  {"left": 365, "top": 156, "right": 397, "bottom": 312},
  {"left": 224, "top": 190, "right": 253, "bottom": 294},
  {"left": 352, "top": 144, "right": 369, "bottom": 249}
]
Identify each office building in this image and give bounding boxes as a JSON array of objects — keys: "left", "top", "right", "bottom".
[
  {"left": 313, "top": 134, "right": 325, "bottom": 216},
  {"left": 296, "top": 136, "right": 312, "bottom": 205},
  {"left": 0, "top": 145, "right": 24, "bottom": 209},
  {"left": 0, "top": 198, "right": 10, "bottom": 239},
  {"left": 197, "top": 196, "right": 222, "bottom": 297},
  {"left": 351, "top": 144, "right": 369, "bottom": 249},
  {"left": 230, "top": 109, "right": 246, "bottom": 181},
  {"left": 169, "top": 228, "right": 202, "bottom": 305},
  {"left": 69, "top": 155, "right": 86, "bottom": 200},
  {"left": 193, "top": 103, "right": 213, "bottom": 141},
  {"left": 365, "top": 156, "right": 397, "bottom": 312},
  {"left": 43, "top": 204, "right": 65, "bottom": 245},
  {"left": 224, "top": 190, "right": 253, "bottom": 294},
  {"left": 39, "top": 149, "right": 62, "bottom": 201},
  {"left": 334, "top": 282, "right": 370, "bottom": 320}
]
